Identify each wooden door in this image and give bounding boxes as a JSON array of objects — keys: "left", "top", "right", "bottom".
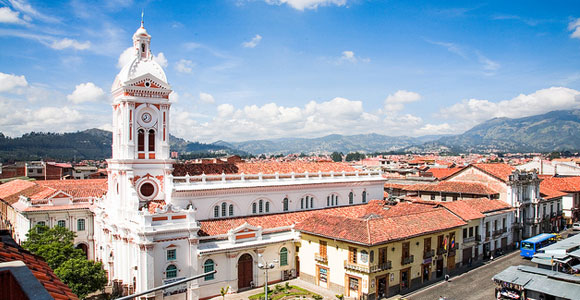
[{"left": 238, "top": 254, "right": 253, "bottom": 290}]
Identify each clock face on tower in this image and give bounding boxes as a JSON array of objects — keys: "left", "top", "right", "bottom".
[{"left": 141, "top": 112, "right": 152, "bottom": 123}]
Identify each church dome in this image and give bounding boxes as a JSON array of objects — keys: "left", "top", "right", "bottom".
[{"left": 112, "top": 24, "right": 167, "bottom": 91}]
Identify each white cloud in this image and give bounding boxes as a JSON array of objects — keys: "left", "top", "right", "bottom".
[
  {"left": 0, "top": 72, "right": 28, "bottom": 92},
  {"left": 169, "top": 91, "right": 179, "bottom": 103},
  {"left": 117, "top": 47, "right": 133, "bottom": 68},
  {"left": 426, "top": 40, "right": 467, "bottom": 58},
  {"left": 339, "top": 50, "right": 370, "bottom": 63},
  {"left": 116, "top": 47, "right": 167, "bottom": 68},
  {"left": 199, "top": 92, "right": 215, "bottom": 104},
  {"left": 0, "top": 6, "right": 25, "bottom": 24},
  {"left": 153, "top": 52, "right": 168, "bottom": 68},
  {"left": 417, "top": 123, "right": 452, "bottom": 135},
  {"left": 8, "top": 0, "right": 60, "bottom": 23},
  {"left": 568, "top": 18, "right": 580, "bottom": 39},
  {"left": 439, "top": 87, "right": 580, "bottom": 130},
  {"left": 384, "top": 90, "right": 421, "bottom": 112},
  {"left": 242, "top": 34, "right": 262, "bottom": 48},
  {"left": 67, "top": 82, "right": 107, "bottom": 104},
  {"left": 217, "top": 103, "right": 234, "bottom": 118},
  {"left": 476, "top": 52, "right": 500, "bottom": 72},
  {"left": 265, "top": 0, "right": 347, "bottom": 11},
  {"left": 175, "top": 59, "right": 194, "bottom": 73},
  {"left": 50, "top": 38, "right": 91, "bottom": 50}
]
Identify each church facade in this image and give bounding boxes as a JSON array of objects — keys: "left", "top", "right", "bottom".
[{"left": 94, "top": 22, "right": 387, "bottom": 299}]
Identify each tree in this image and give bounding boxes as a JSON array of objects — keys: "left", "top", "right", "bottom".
[
  {"left": 22, "top": 225, "right": 84, "bottom": 270},
  {"left": 330, "top": 152, "right": 343, "bottom": 162},
  {"left": 55, "top": 257, "right": 107, "bottom": 299}
]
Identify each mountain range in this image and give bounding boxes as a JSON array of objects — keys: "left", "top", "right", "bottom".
[{"left": 1, "top": 109, "right": 580, "bottom": 161}]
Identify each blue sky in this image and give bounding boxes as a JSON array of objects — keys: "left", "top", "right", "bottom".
[{"left": 1, "top": 0, "right": 580, "bottom": 142}]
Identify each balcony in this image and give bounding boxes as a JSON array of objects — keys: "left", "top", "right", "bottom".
[
  {"left": 502, "top": 227, "right": 508, "bottom": 233},
  {"left": 464, "top": 236, "right": 475, "bottom": 243},
  {"left": 314, "top": 253, "right": 327, "bottom": 264},
  {"left": 476, "top": 234, "right": 482, "bottom": 242},
  {"left": 492, "top": 230, "right": 502, "bottom": 238},
  {"left": 485, "top": 231, "right": 491, "bottom": 238},
  {"left": 423, "top": 249, "right": 435, "bottom": 259},
  {"left": 370, "top": 261, "right": 392, "bottom": 272},
  {"left": 401, "top": 255, "right": 414, "bottom": 265},
  {"left": 344, "top": 260, "right": 392, "bottom": 273},
  {"left": 437, "top": 247, "right": 446, "bottom": 255}
]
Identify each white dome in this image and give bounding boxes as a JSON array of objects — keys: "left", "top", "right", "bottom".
[{"left": 112, "top": 56, "right": 167, "bottom": 90}]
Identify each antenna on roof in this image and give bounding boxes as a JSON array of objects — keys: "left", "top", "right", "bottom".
[{"left": 141, "top": 9, "right": 144, "bottom": 27}]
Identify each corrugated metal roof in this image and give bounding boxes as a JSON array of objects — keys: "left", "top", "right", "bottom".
[{"left": 493, "top": 265, "right": 580, "bottom": 299}]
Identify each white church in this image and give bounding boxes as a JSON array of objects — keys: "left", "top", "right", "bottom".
[{"left": 94, "top": 21, "right": 386, "bottom": 299}]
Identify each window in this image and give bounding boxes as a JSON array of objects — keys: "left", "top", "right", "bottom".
[
  {"left": 469, "top": 227, "right": 473, "bottom": 237},
  {"left": 140, "top": 183, "right": 155, "bottom": 197},
  {"left": 283, "top": 198, "right": 289, "bottom": 211},
  {"left": 280, "top": 247, "right": 288, "bottom": 266},
  {"left": 77, "top": 219, "right": 85, "bottom": 231},
  {"left": 362, "top": 191, "right": 367, "bottom": 203},
  {"left": 378, "top": 247, "right": 387, "bottom": 264},
  {"left": 141, "top": 43, "right": 145, "bottom": 53},
  {"left": 327, "top": 196, "right": 330, "bottom": 207},
  {"left": 502, "top": 218, "right": 506, "bottom": 230},
  {"left": 57, "top": 220, "right": 66, "bottom": 227},
  {"left": 370, "top": 250, "right": 374, "bottom": 263},
  {"left": 349, "top": 192, "right": 354, "bottom": 204},
  {"left": 214, "top": 206, "right": 219, "bottom": 218},
  {"left": 252, "top": 202, "right": 257, "bottom": 214},
  {"left": 148, "top": 129, "right": 155, "bottom": 152},
  {"left": 430, "top": 194, "right": 436, "bottom": 200},
  {"left": 319, "top": 240, "right": 327, "bottom": 258},
  {"left": 259, "top": 200, "right": 264, "bottom": 213},
  {"left": 167, "top": 249, "right": 176, "bottom": 261},
  {"left": 310, "top": 197, "right": 314, "bottom": 208},
  {"left": 203, "top": 260, "right": 214, "bottom": 280},
  {"left": 36, "top": 221, "right": 46, "bottom": 232},
  {"left": 221, "top": 202, "right": 226, "bottom": 217},
  {"left": 137, "top": 129, "right": 145, "bottom": 152},
  {"left": 229, "top": 204, "right": 234, "bottom": 216},
  {"left": 265, "top": 201, "right": 270, "bottom": 213},
  {"left": 463, "top": 228, "right": 467, "bottom": 239},
  {"left": 402, "top": 242, "right": 410, "bottom": 259},
  {"left": 166, "top": 265, "right": 177, "bottom": 278},
  {"left": 301, "top": 198, "right": 304, "bottom": 209},
  {"left": 349, "top": 247, "right": 357, "bottom": 264}
]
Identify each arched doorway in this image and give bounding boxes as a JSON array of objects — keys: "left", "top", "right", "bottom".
[
  {"left": 237, "top": 254, "right": 253, "bottom": 291},
  {"left": 76, "top": 243, "right": 89, "bottom": 258}
]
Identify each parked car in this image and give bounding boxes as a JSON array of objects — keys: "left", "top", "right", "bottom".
[{"left": 573, "top": 223, "right": 580, "bottom": 231}]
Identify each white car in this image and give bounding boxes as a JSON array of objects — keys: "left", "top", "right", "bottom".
[{"left": 573, "top": 223, "right": 580, "bottom": 231}]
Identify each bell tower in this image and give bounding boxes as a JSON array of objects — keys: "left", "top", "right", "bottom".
[{"left": 108, "top": 20, "right": 173, "bottom": 211}]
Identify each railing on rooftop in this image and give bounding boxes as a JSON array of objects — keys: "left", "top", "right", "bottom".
[{"left": 172, "top": 170, "right": 384, "bottom": 186}]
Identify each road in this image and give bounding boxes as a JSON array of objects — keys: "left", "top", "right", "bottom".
[{"left": 406, "top": 251, "right": 535, "bottom": 300}]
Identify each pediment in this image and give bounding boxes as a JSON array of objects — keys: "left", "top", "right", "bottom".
[
  {"left": 124, "top": 74, "right": 170, "bottom": 90},
  {"left": 229, "top": 222, "right": 261, "bottom": 235},
  {"left": 49, "top": 191, "right": 72, "bottom": 200}
]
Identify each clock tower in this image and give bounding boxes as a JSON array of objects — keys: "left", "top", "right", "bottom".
[{"left": 108, "top": 20, "right": 173, "bottom": 211}]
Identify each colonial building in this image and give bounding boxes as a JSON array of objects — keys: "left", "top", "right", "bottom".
[
  {"left": 93, "top": 21, "right": 386, "bottom": 299},
  {"left": 295, "top": 201, "right": 466, "bottom": 299}
]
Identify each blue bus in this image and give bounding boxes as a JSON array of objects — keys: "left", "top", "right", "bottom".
[{"left": 520, "top": 233, "right": 557, "bottom": 258}]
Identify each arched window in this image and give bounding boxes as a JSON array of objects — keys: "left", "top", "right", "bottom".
[
  {"left": 362, "top": 191, "right": 367, "bottom": 203},
  {"left": 137, "top": 129, "right": 145, "bottom": 152},
  {"left": 327, "top": 196, "right": 330, "bottom": 207},
  {"left": 214, "top": 206, "right": 219, "bottom": 218},
  {"left": 141, "top": 43, "right": 146, "bottom": 53},
  {"left": 229, "top": 204, "right": 234, "bottom": 216},
  {"left": 265, "top": 201, "right": 270, "bottom": 213},
  {"left": 221, "top": 202, "right": 227, "bottom": 217},
  {"left": 334, "top": 194, "right": 338, "bottom": 205},
  {"left": 148, "top": 129, "right": 155, "bottom": 152},
  {"left": 301, "top": 198, "right": 304, "bottom": 209},
  {"left": 310, "top": 197, "right": 314, "bottom": 208},
  {"left": 57, "top": 220, "right": 66, "bottom": 227},
  {"left": 283, "top": 198, "right": 289, "bottom": 211},
  {"left": 37, "top": 221, "right": 45, "bottom": 226},
  {"left": 280, "top": 247, "right": 288, "bottom": 266},
  {"left": 252, "top": 202, "right": 257, "bottom": 214},
  {"left": 203, "top": 260, "right": 215, "bottom": 280},
  {"left": 259, "top": 200, "right": 264, "bottom": 213},
  {"left": 77, "top": 219, "right": 85, "bottom": 231},
  {"left": 349, "top": 192, "right": 354, "bottom": 204},
  {"left": 166, "top": 265, "right": 177, "bottom": 278}
]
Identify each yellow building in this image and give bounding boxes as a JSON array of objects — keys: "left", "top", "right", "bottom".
[{"left": 295, "top": 201, "right": 466, "bottom": 299}]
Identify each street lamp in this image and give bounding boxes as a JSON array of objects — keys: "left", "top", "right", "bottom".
[{"left": 258, "top": 253, "right": 278, "bottom": 300}]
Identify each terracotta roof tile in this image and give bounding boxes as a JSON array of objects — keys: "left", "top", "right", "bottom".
[
  {"left": 402, "top": 181, "right": 499, "bottom": 195},
  {"left": 540, "top": 176, "right": 580, "bottom": 193},
  {"left": 0, "top": 241, "right": 78, "bottom": 299},
  {"left": 471, "top": 163, "right": 516, "bottom": 182},
  {"left": 425, "top": 167, "right": 463, "bottom": 180},
  {"left": 37, "top": 179, "right": 107, "bottom": 198},
  {"left": 235, "top": 162, "right": 357, "bottom": 174}
]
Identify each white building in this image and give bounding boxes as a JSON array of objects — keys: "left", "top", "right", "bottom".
[
  {"left": 517, "top": 157, "right": 580, "bottom": 176},
  {"left": 94, "top": 21, "right": 386, "bottom": 299}
]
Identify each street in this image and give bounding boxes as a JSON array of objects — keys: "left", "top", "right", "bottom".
[{"left": 406, "top": 251, "right": 535, "bottom": 300}]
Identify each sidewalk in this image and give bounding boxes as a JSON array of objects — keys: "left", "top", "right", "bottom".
[{"left": 209, "top": 278, "right": 340, "bottom": 300}]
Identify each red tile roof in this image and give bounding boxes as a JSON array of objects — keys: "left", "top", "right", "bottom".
[
  {"left": 540, "top": 176, "right": 580, "bottom": 193},
  {"left": 438, "top": 201, "right": 485, "bottom": 221},
  {"left": 459, "top": 198, "right": 513, "bottom": 214},
  {"left": 200, "top": 200, "right": 466, "bottom": 245},
  {"left": 235, "top": 162, "right": 357, "bottom": 174},
  {"left": 0, "top": 241, "right": 78, "bottom": 299},
  {"left": 37, "top": 179, "right": 107, "bottom": 198},
  {"left": 401, "top": 181, "right": 499, "bottom": 195},
  {"left": 471, "top": 163, "right": 516, "bottom": 182},
  {"left": 426, "top": 167, "right": 463, "bottom": 180},
  {"left": 0, "top": 180, "right": 36, "bottom": 204},
  {"left": 295, "top": 205, "right": 466, "bottom": 245}
]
